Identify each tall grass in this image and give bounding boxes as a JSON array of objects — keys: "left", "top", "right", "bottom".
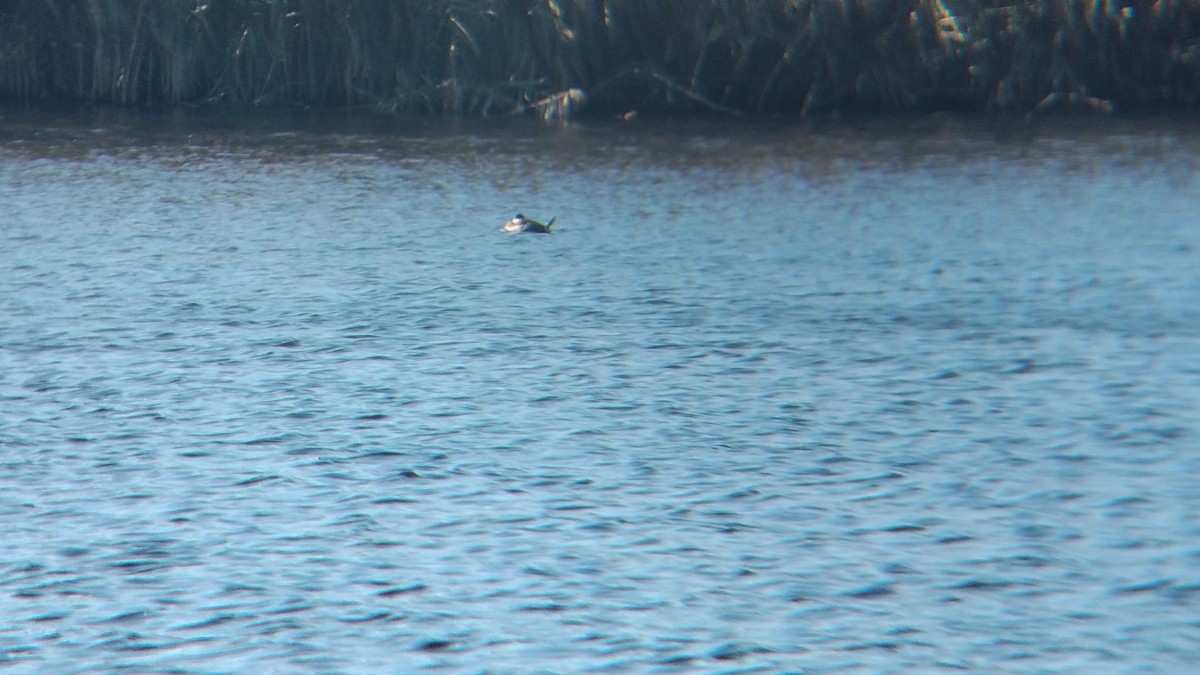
[{"left": 2, "top": 1, "right": 1200, "bottom": 118}]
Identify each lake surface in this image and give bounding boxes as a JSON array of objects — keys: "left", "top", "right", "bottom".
[{"left": 1, "top": 108, "right": 1198, "bottom": 673}]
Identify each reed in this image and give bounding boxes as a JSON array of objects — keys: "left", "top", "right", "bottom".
[{"left": 2, "top": 1, "right": 1200, "bottom": 118}]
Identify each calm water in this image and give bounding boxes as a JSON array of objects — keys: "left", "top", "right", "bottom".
[{"left": 1, "top": 109, "right": 1198, "bottom": 673}]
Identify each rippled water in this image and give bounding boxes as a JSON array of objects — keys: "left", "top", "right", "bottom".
[{"left": 2, "top": 109, "right": 1199, "bottom": 672}]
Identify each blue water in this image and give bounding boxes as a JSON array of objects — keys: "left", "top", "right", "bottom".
[{"left": 1, "top": 111, "right": 1198, "bottom": 672}]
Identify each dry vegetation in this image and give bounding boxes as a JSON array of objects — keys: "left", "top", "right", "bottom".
[{"left": 2, "top": 0, "right": 1199, "bottom": 118}]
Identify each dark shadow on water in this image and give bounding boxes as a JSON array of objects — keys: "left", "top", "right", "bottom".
[{"left": 6, "top": 104, "right": 1200, "bottom": 179}]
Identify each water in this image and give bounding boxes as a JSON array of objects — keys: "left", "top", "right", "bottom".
[{"left": 1, "top": 109, "right": 1198, "bottom": 673}]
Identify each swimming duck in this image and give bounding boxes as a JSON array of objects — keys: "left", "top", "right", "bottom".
[{"left": 502, "top": 213, "right": 555, "bottom": 234}]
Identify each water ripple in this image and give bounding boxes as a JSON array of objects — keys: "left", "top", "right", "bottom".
[{"left": 1, "top": 114, "right": 1199, "bottom": 672}]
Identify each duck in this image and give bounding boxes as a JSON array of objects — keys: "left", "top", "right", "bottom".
[{"left": 502, "top": 213, "right": 555, "bottom": 234}]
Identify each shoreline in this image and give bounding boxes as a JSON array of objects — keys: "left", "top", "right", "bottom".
[{"left": 6, "top": 103, "right": 1200, "bottom": 175}]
